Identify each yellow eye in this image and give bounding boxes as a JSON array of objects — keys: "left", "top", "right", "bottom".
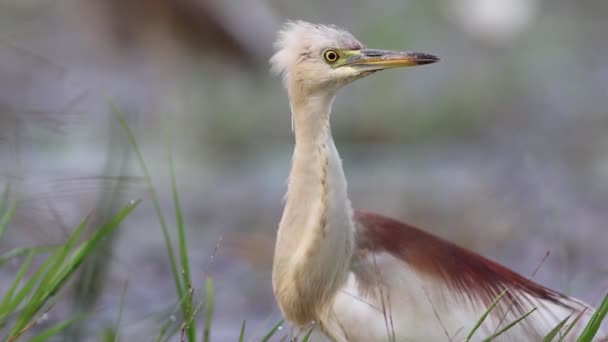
[{"left": 323, "top": 49, "right": 339, "bottom": 63}]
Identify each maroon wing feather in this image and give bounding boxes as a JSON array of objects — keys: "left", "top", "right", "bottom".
[{"left": 354, "top": 209, "right": 573, "bottom": 314}]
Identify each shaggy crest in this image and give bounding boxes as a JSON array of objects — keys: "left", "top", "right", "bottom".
[{"left": 270, "top": 21, "right": 363, "bottom": 83}]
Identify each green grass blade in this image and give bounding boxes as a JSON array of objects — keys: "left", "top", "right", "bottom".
[
  {"left": 12, "top": 211, "right": 92, "bottom": 327},
  {"left": 0, "top": 194, "right": 17, "bottom": 239},
  {"left": 0, "top": 184, "right": 10, "bottom": 215},
  {"left": 113, "top": 104, "right": 185, "bottom": 313},
  {"left": 156, "top": 305, "right": 184, "bottom": 342},
  {"left": 238, "top": 320, "right": 246, "bottom": 342},
  {"left": 165, "top": 123, "right": 195, "bottom": 342},
  {"left": 27, "top": 314, "right": 87, "bottom": 342},
  {"left": 7, "top": 303, "right": 57, "bottom": 342},
  {"left": 114, "top": 280, "right": 129, "bottom": 342},
  {"left": 543, "top": 313, "right": 572, "bottom": 342},
  {"left": 0, "top": 245, "right": 59, "bottom": 268},
  {"left": 466, "top": 289, "right": 508, "bottom": 341},
  {"left": 202, "top": 278, "right": 214, "bottom": 342},
  {"left": 301, "top": 324, "right": 316, "bottom": 342},
  {"left": 558, "top": 309, "right": 588, "bottom": 341},
  {"left": 9, "top": 201, "right": 139, "bottom": 336},
  {"left": 155, "top": 293, "right": 193, "bottom": 342},
  {"left": 0, "top": 252, "right": 55, "bottom": 322},
  {"left": 482, "top": 307, "right": 537, "bottom": 341},
  {"left": 42, "top": 213, "right": 91, "bottom": 289},
  {"left": 48, "top": 200, "right": 140, "bottom": 297},
  {"left": 100, "top": 327, "right": 117, "bottom": 342},
  {"left": 0, "top": 252, "right": 34, "bottom": 317},
  {"left": 260, "top": 320, "right": 284, "bottom": 342},
  {"left": 577, "top": 292, "right": 608, "bottom": 342},
  {"left": 156, "top": 318, "right": 173, "bottom": 342}
]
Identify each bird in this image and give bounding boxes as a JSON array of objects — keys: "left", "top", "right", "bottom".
[{"left": 269, "top": 21, "right": 606, "bottom": 341}]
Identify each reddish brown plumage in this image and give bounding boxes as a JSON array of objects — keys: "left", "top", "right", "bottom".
[{"left": 354, "top": 209, "right": 573, "bottom": 315}]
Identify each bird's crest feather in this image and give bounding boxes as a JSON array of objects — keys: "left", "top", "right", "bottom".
[{"left": 269, "top": 20, "right": 363, "bottom": 83}]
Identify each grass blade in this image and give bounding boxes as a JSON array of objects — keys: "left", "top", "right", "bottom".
[
  {"left": 301, "top": 324, "right": 316, "bottom": 342},
  {"left": 27, "top": 314, "right": 87, "bottom": 342},
  {"left": 558, "top": 308, "right": 588, "bottom": 341},
  {"left": 543, "top": 313, "right": 572, "bottom": 342},
  {"left": 156, "top": 319, "right": 173, "bottom": 342},
  {"left": 0, "top": 252, "right": 55, "bottom": 322},
  {"left": 202, "top": 278, "right": 214, "bottom": 342},
  {"left": 0, "top": 252, "right": 34, "bottom": 317},
  {"left": 466, "top": 289, "right": 508, "bottom": 341},
  {"left": 114, "top": 280, "right": 129, "bottom": 342},
  {"left": 0, "top": 194, "right": 17, "bottom": 239},
  {"left": 113, "top": 103, "right": 186, "bottom": 326},
  {"left": 0, "top": 184, "right": 10, "bottom": 215},
  {"left": 8, "top": 304, "right": 57, "bottom": 342},
  {"left": 0, "top": 245, "right": 59, "bottom": 268},
  {"left": 260, "top": 320, "right": 284, "bottom": 342},
  {"left": 10, "top": 211, "right": 92, "bottom": 328},
  {"left": 9, "top": 200, "right": 139, "bottom": 336},
  {"left": 482, "top": 307, "right": 536, "bottom": 341},
  {"left": 577, "top": 292, "right": 608, "bottom": 342},
  {"left": 165, "top": 123, "right": 195, "bottom": 342},
  {"left": 42, "top": 213, "right": 91, "bottom": 291},
  {"left": 238, "top": 320, "right": 246, "bottom": 342},
  {"left": 49, "top": 200, "right": 140, "bottom": 296}
]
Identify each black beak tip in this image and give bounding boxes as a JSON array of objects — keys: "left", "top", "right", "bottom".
[{"left": 415, "top": 53, "right": 440, "bottom": 65}]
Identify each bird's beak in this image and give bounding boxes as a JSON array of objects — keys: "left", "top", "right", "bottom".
[{"left": 345, "top": 49, "right": 439, "bottom": 71}]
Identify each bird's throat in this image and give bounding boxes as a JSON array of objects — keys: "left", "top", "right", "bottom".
[{"left": 272, "top": 93, "right": 355, "bottom": 325}]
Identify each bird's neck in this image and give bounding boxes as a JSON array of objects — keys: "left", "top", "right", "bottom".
[{"left": 273, "top": 90, "right": 355, "bottom": 325}]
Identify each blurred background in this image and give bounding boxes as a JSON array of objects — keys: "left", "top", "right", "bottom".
[{"left": 0, "top": 0, "right": 607, "bottom": 340}]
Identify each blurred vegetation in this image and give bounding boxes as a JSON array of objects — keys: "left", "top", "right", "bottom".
[{"left": 0, "top": 185, "right": 138, "bottom": 340}]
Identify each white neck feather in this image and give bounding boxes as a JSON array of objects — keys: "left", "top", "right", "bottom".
[{"left": 273, "top": 88, "right": 355, "bottom": 325}]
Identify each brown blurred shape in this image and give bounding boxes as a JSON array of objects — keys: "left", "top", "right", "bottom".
[
  {"left": 225, "top": 232, "right": 275, "bottom": 270},
  {"left": 79, "top": 0, "right": 277, "bottom": 63}
]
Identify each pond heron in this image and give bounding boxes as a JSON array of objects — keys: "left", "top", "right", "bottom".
[{"left": 270, "top": 21, "right": 604, "bottom": 341}]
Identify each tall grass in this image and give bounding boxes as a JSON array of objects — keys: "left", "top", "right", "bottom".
[
  {"left": 114, "top": 107, "right": 289, "bottom": 341},
  {"left": 114, "top": 106, "right": 197, "bottom": 341},
  {"left": 0, "top": 185, "right": 139, "bottom": 341},
  {"left": 578, "top": 293, "right": 608, "bottom": 341},
  {"left": 463, "top": 288, "right": 608, "bottom": 342}
]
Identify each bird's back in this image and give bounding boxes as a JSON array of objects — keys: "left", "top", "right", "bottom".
[{"left": 322, "top": 210, "right": 604, "bottom": 341}]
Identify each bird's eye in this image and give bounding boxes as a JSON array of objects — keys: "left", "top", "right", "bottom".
[{"left": 323, "top": 49, "right": 339, "bottom": 63}]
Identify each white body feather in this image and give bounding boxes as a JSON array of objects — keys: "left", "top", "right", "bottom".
[{"left": 328, "top": 253, "right": 595, "bottom": 341}]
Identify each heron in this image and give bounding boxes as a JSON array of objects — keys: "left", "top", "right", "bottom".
[{"left": 270, "top": 21, "right": 605, "bottom": 341}]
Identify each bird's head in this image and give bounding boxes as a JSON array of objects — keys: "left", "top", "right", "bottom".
[{"left": 270, "top": 21, "right": 439, "bottom": 97}]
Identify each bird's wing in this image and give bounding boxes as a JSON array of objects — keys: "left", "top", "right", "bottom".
[{"left": 353, "top": 209, "right": 590, "bottom": 324}]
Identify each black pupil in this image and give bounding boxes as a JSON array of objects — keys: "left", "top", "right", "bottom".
[{"left": 327, "top": 52, "right": 336, "bottom": 60}]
